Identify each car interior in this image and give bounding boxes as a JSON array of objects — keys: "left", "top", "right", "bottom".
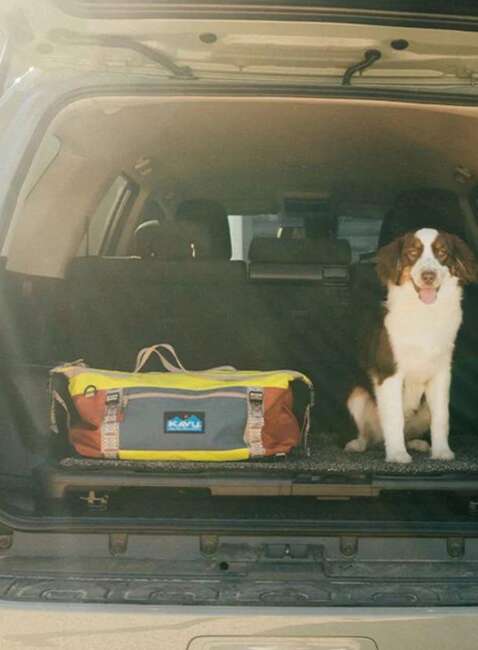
[{"left": 1, "top": 94, "right": 478, "bottom": 524}]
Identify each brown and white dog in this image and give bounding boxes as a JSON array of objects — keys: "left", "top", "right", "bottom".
[{"left": 345, "top": 228, "right": 477, "bottom": 464}]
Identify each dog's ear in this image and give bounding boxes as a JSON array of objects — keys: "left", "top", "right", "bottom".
[
  {"left": 446, "top": 234, "right": 478, "bottom": 285},
  {"left": 376, "top": 236, "right": 403, "bottom": 286}
]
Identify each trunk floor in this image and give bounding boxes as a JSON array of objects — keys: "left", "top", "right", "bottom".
[{"left": 59, "top": 431, "right": 478, "bottom": 476}]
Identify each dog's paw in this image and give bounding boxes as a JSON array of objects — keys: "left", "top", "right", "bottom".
[
  {"left": 344, "top": 438, "right": 367, "bottom": 453},
  {"left": 407, "top": 439, "right": 430, "bottom": 453},
  {"left": 431, "top": 447, "right": 455, "bottom": 461},
  {"left": 386, "top": 450, "right": 412, "bottom": 464}
]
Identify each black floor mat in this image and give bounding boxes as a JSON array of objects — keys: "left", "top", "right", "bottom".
[{"left": 58, "top": 431, "right": 478, "bottom": 477}]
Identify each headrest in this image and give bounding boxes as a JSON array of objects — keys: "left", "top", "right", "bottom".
[
  {"left": 379, "top": 188, "right": 467, "bottom": 247},
  {"left": 134, "top": 221, "right": 212, "bottom": 260},
  {"left": 304, "top": 215, "right": 337, "bottom": 239},
  {"left": 249, "top": 237, "right": 352, "bottom": 265},
  {"left": 175, "top": 199, "right": 231, "bottom": 260}
]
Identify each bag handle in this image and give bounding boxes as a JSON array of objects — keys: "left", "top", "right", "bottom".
[
  {"left": 134, "top": 343, "right": 237, "bottom": 375},
  {"left": 134, "top": 343, "right": 187, "bottom": 373}
]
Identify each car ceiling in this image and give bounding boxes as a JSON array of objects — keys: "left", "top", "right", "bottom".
[
  {"left": 6, "top": 94, "right": 478, "bottom": 278},
  {"left": 52, "top": 95, "right": 478, "bottom": 214}
]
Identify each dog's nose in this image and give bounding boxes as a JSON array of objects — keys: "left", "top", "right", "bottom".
[{"left": 421, "top": 270, "right": 437, "bottom": 286}]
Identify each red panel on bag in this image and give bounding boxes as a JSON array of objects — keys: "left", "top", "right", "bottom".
[{"left": 262, "top": 387, "right": 301, "bottom": 455}]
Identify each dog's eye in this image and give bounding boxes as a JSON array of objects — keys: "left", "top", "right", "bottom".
[
  {"left": 406, "top": 249, "right": 420, "bottom": 260},
  {"left": 436, "top": 248, "right": 448, "bottom": 261}
]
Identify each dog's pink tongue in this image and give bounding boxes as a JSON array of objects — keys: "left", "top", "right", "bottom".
[{"left": 419, "top": 287, "right": 437, "bottom": 304}]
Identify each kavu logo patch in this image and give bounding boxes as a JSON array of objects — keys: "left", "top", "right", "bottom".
[{"left": 164, "top": 412, "right": 205, "bottom": 434}]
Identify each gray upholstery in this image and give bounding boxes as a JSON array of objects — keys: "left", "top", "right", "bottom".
[
  {"left": 69, "top": 218, "right": 246, "bottom": 370},
  {"left": 66, "top": 256, "right": 247, "bottom": 371},
  {"left": 248, "top": 237, "right": 351, "bottom": 282},
  {"left": 249, "top": 237, "right": 351, "bottom": 265},
  {"left": 249, "top": 263, "right": 349, "bottom": 282},
  {"left": 66, "top": 227, "right": 353, "bottom": 433}
]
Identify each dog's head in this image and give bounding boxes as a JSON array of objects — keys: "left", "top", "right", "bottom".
[{"left": 376, "top": 228, "right": 478, "bottom": 304}]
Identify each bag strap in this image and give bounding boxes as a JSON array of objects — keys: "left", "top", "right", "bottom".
[
  {"left": 134, "top": 344, "right": 187, "bottom": 373},
  {"left": 49, "top": 382, "right": 71, "bottom": 435},
  {"left": 134, "top": 343, "right": 237, "bottom": 374}
]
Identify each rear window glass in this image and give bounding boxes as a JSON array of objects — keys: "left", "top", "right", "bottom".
[
  {"left": 337, "top": 212, "right": 383, "bottom": 262},
  {"left": 228, "top": 208, "right": 383, "bottom": 262},
  {"left": 229, "top": 214, "right": 283, "bottom": 261}
]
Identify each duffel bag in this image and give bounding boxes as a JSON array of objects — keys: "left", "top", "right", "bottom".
[{"left": 50, "top": 344, "right": 314, "bottom": 461}]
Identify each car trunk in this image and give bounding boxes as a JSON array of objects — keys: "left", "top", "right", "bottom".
[
  {"left": 2, "top": 7, "right": 478, "bottom": 626},
  {"left": 0, "top": 92, "right": 477, "bottom": 528}
]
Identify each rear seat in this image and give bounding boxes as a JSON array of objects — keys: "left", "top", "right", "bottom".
[
  {"left": 249, "top": 237, "right": 350, "bottom": 281},
  {"left": 66, "top": 225, "right": 353, "bottom": 427},
  {"left": 246, "top": 237, "right": 353, "bottom": 424},
  {"left": 66, "top": 222, "right": 247, "bottom": 371}
]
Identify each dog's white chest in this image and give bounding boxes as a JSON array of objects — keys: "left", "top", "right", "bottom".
[{"left": 385, "top": 281, "right": 462, "bottom": 380}]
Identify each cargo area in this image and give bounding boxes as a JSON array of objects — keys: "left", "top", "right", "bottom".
[{"left": 1, "top": 94, "right": 478, "bottom": 522}]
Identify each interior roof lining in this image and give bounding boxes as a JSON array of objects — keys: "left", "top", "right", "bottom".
[
  {"left": 55, "top": 93, "right": 478, "bottom": 119},
  {"left": 5, "top": 93, "right": 478, "bottom": 278}
]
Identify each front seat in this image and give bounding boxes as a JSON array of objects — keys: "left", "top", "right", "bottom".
[{"left": 175, "top": 199, "right": 232, "bottom": 260}]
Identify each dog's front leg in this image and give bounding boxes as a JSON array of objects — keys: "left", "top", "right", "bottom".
[
  {"left": 375, "top": 374, "right": 411, "bottom": 464},
  {"left": 426, "top": 363, "right": 455, "bottom": 461}
]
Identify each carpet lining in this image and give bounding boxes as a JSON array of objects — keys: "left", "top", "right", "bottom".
[{"left": 59, "top": 431, "right": 478, "bottom": 477}]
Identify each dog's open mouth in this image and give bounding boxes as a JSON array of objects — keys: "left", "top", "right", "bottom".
[
  {"left": 418, "top": 287, "right": 438, "bottom": 304},
  {"left": 411, "top": 279, "right": 440, "bottom": 304}
]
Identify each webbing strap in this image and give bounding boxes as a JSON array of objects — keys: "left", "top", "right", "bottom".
[
  {"left": 134, "top": 343, "right": 236, "bottom": 376},
  {"left": 301, "top": 403, "right": 312, "bottom": 457},
  {"left": 100, "top": 389, "right": 122, "bottom": 458},
  {"left": 50, "top": 389, "right": 71, "bottom": 434},
  {"left": 244, "top": 388, "right": 265, "bottom": 456},
  {"left": 135, "top": 343, "right": 186, "bottom": 373}
]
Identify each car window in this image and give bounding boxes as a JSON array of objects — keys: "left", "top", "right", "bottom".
[
  {"left": 229, "top": 208, "right": 383, "bottom": 262},
  {"left": 337, "top": 208, "right": 384, "bottom": 262},
  {"left": 229, "top": 213, "right": 302, "bottom": 260},
  {"left": 77, "top": 175, "right": 135, "bottom": 257}
]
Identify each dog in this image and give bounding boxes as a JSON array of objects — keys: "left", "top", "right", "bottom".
[{"left": 345, "top": 227, "right": 477, "bottom": 464}]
